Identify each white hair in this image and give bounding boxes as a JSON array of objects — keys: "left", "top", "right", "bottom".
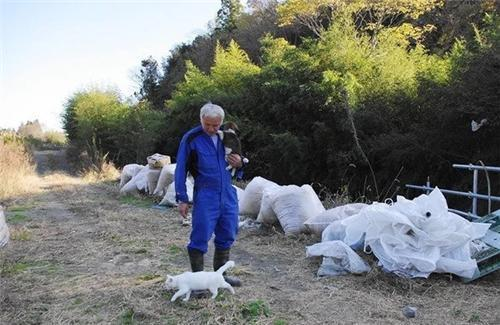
[{"left": 200, "top": 102, "right": 225, "bottom": 121}]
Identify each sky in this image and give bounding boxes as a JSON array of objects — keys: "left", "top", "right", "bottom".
[{"left": 0, "top": 0, "right": 222, "bottom": 131}]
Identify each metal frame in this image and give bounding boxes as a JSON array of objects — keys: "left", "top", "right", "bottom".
[{"left": 406, "top": 163, "right": 500, "bottom": 220}]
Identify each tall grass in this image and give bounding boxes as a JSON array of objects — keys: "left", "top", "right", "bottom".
[{"left": 0, "top": 134, "right": 38, "bottom": 200}]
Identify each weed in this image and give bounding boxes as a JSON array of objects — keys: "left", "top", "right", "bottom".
[
  {"left": 8, "top": 205, "right": 34, "bottom": 212},
  {"left": 137, "top": 274, "right": 162, "bottom": 281},
  {"left": 167, "top": 244, "right": 183, "bottom": 255},
  {"left": 241, "top": 299, "right": 270, "bottom": 321},
  {"left": 10, "top": 227, "right": 32, "bottom": 240},
  {"left": 1, "top": 260, "right": 59, "bottom": 276},
  {"left": 1, "top": 262, "right": 30, "bottom": 276},
  {"left": 273, "top": 320, "right": 288, "bottom": 325},
  {"left": 468, "top": 313, "right": 481, "bottom": 323},
  {"left": 119, "top": 195, "right": 156, "bottom": 208},
  {"left": 120, "top": 307, "right": 135, "bottom": 325},
  {"left": 7, "top": 213, "right": 31, "bottom": 224}
]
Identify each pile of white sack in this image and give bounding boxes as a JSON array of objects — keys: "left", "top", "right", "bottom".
[
  {"left": 307, "top": 187, "right": 491, "bottom": 279},
  {"left": 238, "top": 176, "right": 326, "bottom": 235},
  {"left": 0, "top": 206, "right": 9, "bottom": 248},
  {"left": 118, "top": 153, "right": 244, "bottom": 207}
]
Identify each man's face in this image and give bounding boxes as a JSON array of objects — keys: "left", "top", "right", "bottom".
[{"left": 201, "top": 115, "right": 222, "bottom": 136}]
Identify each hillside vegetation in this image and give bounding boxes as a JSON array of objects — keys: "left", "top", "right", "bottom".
[{"left": 62, "top": 0, "right": 500, "bottom": 208}]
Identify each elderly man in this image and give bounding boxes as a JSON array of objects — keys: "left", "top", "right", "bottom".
[{"left": 174, "top": 102, "right": 243, "bottom": 287}]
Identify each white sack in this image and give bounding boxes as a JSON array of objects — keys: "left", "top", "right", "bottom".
[
  {"left": 119, "top": 164, "right": 143, "bottom": 189},
  {"left": 307, "top": 240, "right": 371, "bottom": 276},
  {"left": 233, "top": 185, "right": 244, "bottom": 203},
  {"left": 0, "top": 206, "right": 9, "bottom": 248},
  {"left": 270, "top": 184, "right": 325, "bottom": 235},
  {"left": 153, "top": 164, "right": 176, "bottom": 196},
  {"left": 340, "top": 188, "right": 490, "bottom": 278},
  {"left": 239, "top": 176, "right": 279, "bottom": 216},
  {"left": 305, "top": 203, "right": 368, "bottom": 235},
  {"left": 256, "top": 186, "right": 281, "bottom": 224},
  {"left": 159, "top": 179, "right": 194, "bottom": 207},
  {"left": 120, "top": 165, "right": 150, "bottom": 194},
  {"left": 147, "top": 169, "right": 161, "bottom": 195}
]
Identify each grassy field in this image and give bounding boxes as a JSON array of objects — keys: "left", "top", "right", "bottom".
[{"left": 1, "top": 161, "right": 499, "bottom": 324}]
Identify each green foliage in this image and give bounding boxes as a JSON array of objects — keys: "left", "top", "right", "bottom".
[
  {"left": 240, "top": 299, "right": 271, "bottom": 321},
  {"left": 62, "top": 88, "right": 167, "bottom": 168},
  {"left": 216, "top": 0, "right": 243, "bottom": 33},
  {"left": 6, "top": 213, "right": 30, "bottom": 224},
  {"left": 63, "top": 2, "right": 499, "bottom": 203}
]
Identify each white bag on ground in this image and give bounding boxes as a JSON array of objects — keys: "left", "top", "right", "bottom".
[
  {"left": 239, "top": 176, "right": 279, "bottom": 216},
  {"left": 119, "top": 164, "right": 144, "bottom": 189},
  {"left": 256, "top": 186, "right": 280, "bottom": 224},
  {"left": 0, "top": 206, "right": 9, "bottom": 248},
  {"left": 159, "top": 178, "right": 194, "bottom": 206},
  {"left": 153, "top": 164, "right": 176, "bottom": 196},
  {"left": 233, "top": 185, "right": 244, "bottom": 203},
  {"left": 120, "top": 165, "right": 150, "bottom": 194},
  {"left": 306, "top": 240, "right": 371, "bottom": 276},
  {"left": 305, "top": 203, "right": 368, "bottom": 235},
  {"left": 340, "top": 188, "right": 490, "bottom": 278},
  {"left": 270, "top": 184, "right": 325, "bottom": 235},
  {"left": 147, "top": 169, "right": 161, "bottom": 195},
  {"left": 147, "top": 153, "right": 171, "bottom": 169}
]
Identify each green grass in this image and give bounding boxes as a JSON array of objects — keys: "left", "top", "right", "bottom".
[
  {"left": 1, "top": 260, "right": 59, "bottom": 276},
  {"left": 120, "top": 307, "right": 136, "bottom": 325},
  {"left": 468, "top": 313, "right": 481, "bottom": 323},
  {"left": 136, "top": 273, "right": 162, "bottom": 281},
  {"left": 167, "top": 244, "right": 183, "bottom": 255},
  {"left": 241, "top": 299, "right": 271, "bottom": 321},
  {"left": 273, "top": 320, "right": 288, "bottom": 325},
  {"left": 7, "top": 204, "right": 34, "bottom": 212},
  {"left": 119, "top": 195, "right": 156, "bottom": 208},
  {"left": 6, "top": 213, "right": 31, "bottom": 224}
]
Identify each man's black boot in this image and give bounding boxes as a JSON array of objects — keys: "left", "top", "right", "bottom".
[
  {"left": 214, "top": 248, "right": 241, "bottom": 287},
  {"left": 188, "top": 248, "right": 204, "bottom": 272},
  {"left": 187, "top": 248, "right": 208, "bottom": 297}
]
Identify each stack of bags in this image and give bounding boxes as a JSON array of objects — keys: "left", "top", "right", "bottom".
[
  {"left": 238, "top": 176, "right": 326, "bottom": 236},
  {"left": 118, "top": 153, "right": 194, "bottom": 206}
]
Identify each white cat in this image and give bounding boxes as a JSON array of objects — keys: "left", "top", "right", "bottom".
[{"left": 163, "top": 260, "right": 236, "bottom": 302}]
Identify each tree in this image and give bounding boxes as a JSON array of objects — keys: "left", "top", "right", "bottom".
[
  {"left": 277, "top": 0, "right": 444, "bottom": 44},
  {"left": 17, "top": 120, "right": 44, "bottom": 139},
  {"left": 134, "top": 56, "right": 163, "bottom": 109},
  {"left": 216, "top": 0, "right": 243, "bottom": 33}
]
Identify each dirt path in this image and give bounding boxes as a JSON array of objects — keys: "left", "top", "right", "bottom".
[
  {"left": 1, "top": 168, "right": 499, "bottom": 324},
  {"left": 32, "top": 149, "right": 72, "bottom": 175}
]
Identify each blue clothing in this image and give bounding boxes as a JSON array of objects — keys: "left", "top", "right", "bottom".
[{"left": 175, "top": 125, "right": 240, "bottom": 253}]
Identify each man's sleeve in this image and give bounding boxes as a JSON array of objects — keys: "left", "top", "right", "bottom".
[{"left": 175, "top": 135, "right": 190, "bottom": 203}]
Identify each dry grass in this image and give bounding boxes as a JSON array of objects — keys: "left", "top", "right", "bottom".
[
  {"left": 0, "top": 140, "right": 39, "bottom": 201},
  {"left": 1, "top": 173, "right": 499, "bottom": 324},
  {"left": 81, "top": 160, "right": 120, "bottom": 184}
]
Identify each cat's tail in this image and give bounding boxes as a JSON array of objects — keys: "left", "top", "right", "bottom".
[{"left": 216, "top": 260, "right": 235, "bottom": 274}]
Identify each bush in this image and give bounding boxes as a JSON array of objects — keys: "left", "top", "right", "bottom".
[{"left": 0, "top": 133, "right": 37, "bottom": 200}]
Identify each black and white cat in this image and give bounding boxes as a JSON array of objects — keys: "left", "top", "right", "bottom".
[
  {"left": 217, "top": 122, "right": 249, "bottom": 177},
  {"left": 163, "top": 261, "right": 236, "bottom": 302}
]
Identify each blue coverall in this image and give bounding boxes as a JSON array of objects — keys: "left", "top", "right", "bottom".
[{"left": 174, "top": 125, "right": 241, "bottom": 254}]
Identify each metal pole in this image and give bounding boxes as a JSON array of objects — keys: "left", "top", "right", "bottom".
[
  {"left": 453, "top": 164, "right": 500, "bottom": 172},
  {"left": 472, "top": 170, "right": 478, "bottom": 216},
  {"left": 405, "top": 185, "right": 500, "bottom": 202}
]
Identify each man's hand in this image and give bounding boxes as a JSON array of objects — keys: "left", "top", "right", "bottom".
[
  {"left": 227, "top": 153, "right": 243, "bottom": 168},
  {"left": 178, "top": 202, "right": 189, "bottom": 218}
]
